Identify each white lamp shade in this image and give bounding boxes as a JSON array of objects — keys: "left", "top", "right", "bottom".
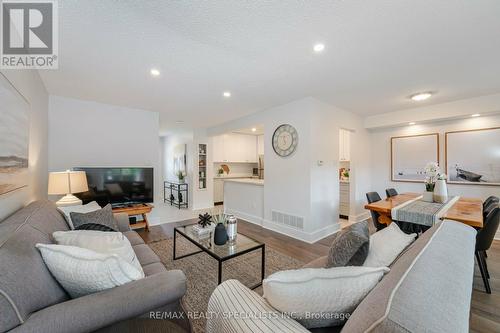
[{"left": 48, "top": 171, "right": 89, "bottom": 195}]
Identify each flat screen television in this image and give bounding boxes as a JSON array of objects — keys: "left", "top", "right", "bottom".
[{"left": 74, "top": 167, "right": 153, "bottom": 207}]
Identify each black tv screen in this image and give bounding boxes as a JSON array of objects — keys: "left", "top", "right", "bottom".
[{"left": 74, "top": 167, "right": 153, "bottom": 207}]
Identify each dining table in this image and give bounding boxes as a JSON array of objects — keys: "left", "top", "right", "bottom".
[{"left": 364, "top": 192, "right": 483, "bottom": 228}]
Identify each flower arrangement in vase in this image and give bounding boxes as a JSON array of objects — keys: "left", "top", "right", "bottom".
[{"left": 423, "top": 162, "right": 447, "bottom": 203}]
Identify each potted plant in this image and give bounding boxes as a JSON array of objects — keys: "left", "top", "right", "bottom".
[
  {"left": 176, "top": 170, "right": 186, "bottom": 183},
  {"left": 423, "top": 162, "right": 439, "bottom": 202},
  {"left": 217, "top": 168, "right": 224, "bottom": 177}
]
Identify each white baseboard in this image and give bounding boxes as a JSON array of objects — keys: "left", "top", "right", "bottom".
[
  {"left": 262, "top": 219, "right": 340, "bottom": 244},
  {"left": 225, "top": 208, "right": 340, "bottom": 243},
  {"left": 225, "top": 208, "right": 263, "bottom": 226},
  {"left": 349, "top": 211, "right": 370, "bottom": 223}
]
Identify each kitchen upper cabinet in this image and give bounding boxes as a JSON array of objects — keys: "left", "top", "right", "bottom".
[
  {"left": 213, "top": 135, "right": 226, "bottom": 162},
  {"left": 339, "top": 129, "right": 350, "bottom": 161},
  {"left": 213, "top": 133, "right": 258, "bottom": 163},
  {"left": 257, "top": 135, "right": 264, "bottom": 155}
]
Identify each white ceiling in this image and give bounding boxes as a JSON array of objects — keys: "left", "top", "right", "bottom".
[{"left": 40, "top": 0, "right": 500, "bottom": 133}]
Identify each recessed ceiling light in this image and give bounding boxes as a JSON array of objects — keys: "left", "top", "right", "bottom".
[
  {"left": 251, "top": 128, "right": 257, "bottom": 132},
  {"left": 471, "top": 113, "right": 481, "bottom": 117},
  {"left": 223, "top": 91, "right": 231, "bottom": 98},
  {"left": 175, "top": 120, "right": 184, "bottom": 124},
  {"left": 409, "top": 122, "right": 416, "bottom": 126},
  {"left": 313, "top": 43, "right": 325, "bottom": 53},
  {"left": 410, "top": 92, "right": 432, "bottom": 101},
  {"left": 150, "top": 68, "right": 160, "bottom": 77}
]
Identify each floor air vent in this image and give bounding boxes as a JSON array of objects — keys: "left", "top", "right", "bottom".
[{"left": 271, "top": 210, "right": 304, "bottom": 230}]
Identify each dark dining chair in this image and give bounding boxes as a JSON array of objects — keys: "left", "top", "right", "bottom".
[
  {"left": 385, "top": 188, "right": 398, "bottom": 198},
  {"left": 475, "top": 205, "right": 499, "bottom": 294},
  {"left": 482, "top": 197, "right": 499, "bottom": 258},
  {"left": 484, "top": 196, "right": 499, "bottom": 209},
  {"left": 366, "top": 192, "right": 386, "bottom": 231}
]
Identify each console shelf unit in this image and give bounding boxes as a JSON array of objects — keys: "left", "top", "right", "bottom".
[{"left": 164, "top": 181, "right": 188, "bottom": 209}]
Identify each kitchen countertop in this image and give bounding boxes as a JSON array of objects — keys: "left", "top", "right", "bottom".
[
  {"left": 224, "top": 178, "right": 264, "bottom": 186},
  {"left": 213, "top": 175, "right": 259, "bottom": 180}
]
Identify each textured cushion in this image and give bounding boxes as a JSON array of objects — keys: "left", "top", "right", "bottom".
[
  {"left": 75, "top": 222, "right": 116, "bottom": 231},
  {"left": 52, "top": 230, "right": 143, "bottom": 273},
  {"left": 363, "top": 222, "right": 416, "bottom": 268},
  {"left": 70, "top": 204, "right": 119, "bottom": 231},
  {"left": 58, "top": 201, "right": 101, "bottom": 229},
  {"left": 207, "top": 279, "right": 310, "bottom": 333},
  {"left": 36, "top": 243, "right": 144, "bottom": 298},
  {"left": 326, "top": 221, "right": 369, "bottom": 268},
  {"left": 263, "top": 266, "right": 389, "bottom": 328},
  {"left": 0, "top": 201, "right": 70, "bottom": 332}
]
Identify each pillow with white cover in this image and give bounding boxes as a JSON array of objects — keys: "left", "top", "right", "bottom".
[
  {"left": 52, "top": 230, "right": 143, "bottom": 273},
  {"left": 363, "top": 222, "right": 416, "bottom": 268},
  {"left": 57, "top": 201, "right": 101, "bottom": 229},
  {"left": 263, "top": 266, "right": 389, "bottom": 328},
  {"left": 36, "top": 243, "right": 144, "bottom": 298}
]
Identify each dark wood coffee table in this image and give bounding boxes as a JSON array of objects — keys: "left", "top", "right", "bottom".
[{"left": 173, "top": 224, "right": 265, "bottom": 289}]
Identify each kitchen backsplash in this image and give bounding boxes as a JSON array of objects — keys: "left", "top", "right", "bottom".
[{"left": 214, "top": 162, "right": 257, "bottom": 177}]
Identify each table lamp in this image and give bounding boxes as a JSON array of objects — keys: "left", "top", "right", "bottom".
[{"left": 48, "top": 170, "right": 89, "bottom": 207}]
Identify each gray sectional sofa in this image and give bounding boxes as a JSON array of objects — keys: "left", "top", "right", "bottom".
[
  {"left": 207, "top": 220, "right": 476, "bottom": 333},
  {"left": 0, "top": 200, "right": 190, "bottom": 333}
]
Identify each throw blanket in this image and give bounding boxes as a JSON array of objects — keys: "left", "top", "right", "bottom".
[{"left": 391, "top": 196, "right": 460, "bottom": 227}]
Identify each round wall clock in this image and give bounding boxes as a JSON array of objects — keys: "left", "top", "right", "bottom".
[{"left": 272, "top": 124, "right": 299, "bottom": 157}]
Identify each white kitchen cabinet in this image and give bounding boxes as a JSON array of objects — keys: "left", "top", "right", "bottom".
[
  {"left": 257, "top": 135, "right": 264, "bottom": 155},
  {"left": 214, "top": 178, "right": 224, "bottom": 203},
  {"left": 339, "top": 129, "right": 350, "bottom": 161},
  {"left": 212, "top": 133, "right": 257, "bottom": 163},
  {"left": 213, "top": 135, "right": 225, "bottom": 162}
]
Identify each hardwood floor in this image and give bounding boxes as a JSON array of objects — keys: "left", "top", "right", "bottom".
[{"left": 137, "top": 219, "right": 500, "bottom": 332}]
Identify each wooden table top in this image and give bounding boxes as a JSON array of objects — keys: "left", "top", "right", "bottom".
[{"left": 364, "top": 193, "right": 483, "bottom": 228}]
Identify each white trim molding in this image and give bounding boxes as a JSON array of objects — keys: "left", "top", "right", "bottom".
[
  {"left": 225, "top": 208, "right": 263, "bottom": 226},
  {"left": 262, "top": 219, "right": 340, "bottom": 244}
]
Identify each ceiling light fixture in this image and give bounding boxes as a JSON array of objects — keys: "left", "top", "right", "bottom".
[
  {"left": 313, "top": 43, "right": 325, "bottom": 53},
  {"left": 223, "top": 91, "right": 231, "bottom": 98},
  {"left": 410, "top": 92, "right": 432, "bottom": 101},
  {"left": 175, "top": 120, "right": 184, "bottom": 124},
  {"left": 251, "top": 128, "right": 257, "bottom": 132},
  {"left": 471, "top": 114, "right": 481, "bottom": 117},
  {"left": 150, "top": 68, "right": 160, "bottom": 77},
  {"left": 409, "top": 122, "right": 416, "bottom": 126}
]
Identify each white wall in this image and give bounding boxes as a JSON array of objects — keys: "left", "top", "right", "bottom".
[
  {"left": 205, "top": 97, "right": 371, "bottom": 242},
  {"left": 369, "top": 114, "right": 500, "bottom": 238},
  {"left": 160, "top": 131, "right": 193, "bottom": 182},
  {"left": 48, "top": 96, "right": 161, "bottom": 218},
  {"left": 0, "top": 71, "right": 49, "bottom": 221}
]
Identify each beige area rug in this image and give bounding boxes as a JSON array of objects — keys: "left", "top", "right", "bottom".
[{"left": 148, "top": 236, "right": 304, "bottom": 333}]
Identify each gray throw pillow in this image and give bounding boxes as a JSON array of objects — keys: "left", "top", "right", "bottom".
[
  {"left": 326, "top": 220, "right": 369, "bottom": 268},
  {"left": 70, "top": 204, "right": 118, "bottom": 231}
]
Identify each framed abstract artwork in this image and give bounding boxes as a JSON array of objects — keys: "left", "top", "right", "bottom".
[
  {"left": 0, "top": 73, "right": 30, "bottom": 195},
  {"left": 446, "top": 127, "right": 500, "bottom": 185},
  {"left": 391, "top": 133, "right": 439, "bottom": 182}
]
